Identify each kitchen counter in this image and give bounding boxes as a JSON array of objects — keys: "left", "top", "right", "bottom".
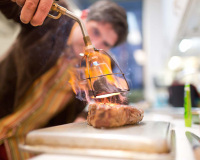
[
  {"left": 143, "top": 109, "right": 200, "bottom": 160},
  {"left": 22, "top": 107, "right": 200, "bottom": 160}
]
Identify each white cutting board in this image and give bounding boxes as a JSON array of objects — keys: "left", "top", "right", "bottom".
[{"left": 24, "top": 121, "right": 171, "bottom": 154}]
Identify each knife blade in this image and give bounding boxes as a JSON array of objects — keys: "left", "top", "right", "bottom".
[{"left": 185, "top": 131, "right": 200, "bottom": 160}]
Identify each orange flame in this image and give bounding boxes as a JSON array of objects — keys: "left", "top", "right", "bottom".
[{"left": 68, "top": 48, "right": 128, "bottom": 104}]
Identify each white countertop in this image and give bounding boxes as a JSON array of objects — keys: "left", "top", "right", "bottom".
[{"left": 143, "top": 111, "right": 199, "bottom": 160}]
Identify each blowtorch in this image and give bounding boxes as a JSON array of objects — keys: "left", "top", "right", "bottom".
[{"left": 48, "top": 1, "right": 130, "bottom": 98}]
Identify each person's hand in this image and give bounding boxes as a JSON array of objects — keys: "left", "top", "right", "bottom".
[{"left": 12, "top": 0, "right": 54, "bottom": 26}]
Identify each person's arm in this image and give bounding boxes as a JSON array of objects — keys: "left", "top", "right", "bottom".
[
  {"left": 0, "top": 0, "right": 75, "bottom": 114},
  {"left": 0, "top": 0, "right": 53, "bottom": 26}
]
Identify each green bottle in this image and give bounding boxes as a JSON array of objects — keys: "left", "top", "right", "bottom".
[{"left": 184, "top": 84, "right": 192, "bottom": 127}]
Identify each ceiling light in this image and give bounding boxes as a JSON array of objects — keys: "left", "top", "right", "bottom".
[
  {"left": 178, "top": 39, "right": 192, "bottom": 52},
  {"left": 168, "top": 56, "right": 182, "bottom": 71}
]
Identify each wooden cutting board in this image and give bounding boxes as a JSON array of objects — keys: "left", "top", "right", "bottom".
[{"left": 24, "top": 121, "right": 171, "bottom": 154}]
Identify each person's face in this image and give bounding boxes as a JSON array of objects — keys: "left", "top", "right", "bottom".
[
  {"left": 87, "top": 21, "right": 118, "bottom": 51},
  {"left": 70, "top": 20, "right": 118, "bottom": 56}
]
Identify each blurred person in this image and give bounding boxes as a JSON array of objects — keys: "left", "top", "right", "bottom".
[{"left": 0, "top": 0, "right": 128, "bottom": 159}]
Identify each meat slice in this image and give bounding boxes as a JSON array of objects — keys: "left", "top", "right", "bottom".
[{"left": 87, "top": 103, "right": 144, "bottom": 128}]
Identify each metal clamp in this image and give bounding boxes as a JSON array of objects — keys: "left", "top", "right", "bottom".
[{"left": 48, "top": 2, "right": 62, "bottom": 19}]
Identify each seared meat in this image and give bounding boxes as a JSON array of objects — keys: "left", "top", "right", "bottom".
[{"left": 87, "top": 103, "right": 144, "bottom": 128}]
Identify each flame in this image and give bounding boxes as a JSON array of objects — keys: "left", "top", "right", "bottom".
[
  {"left": 85, "top": 49, "right": 114, "bottom": 81},
  {"left": 68, "top": 48, "right": 128, "bottom": 104},
  {"left": 91, "top": 92, "right": 120, "bottom": 99},
  {"left": 68, "top": 67, "right": 91, "bottom": 102},
  {"left": 96, "top": 102, "right": 119, "bottom": 107}
]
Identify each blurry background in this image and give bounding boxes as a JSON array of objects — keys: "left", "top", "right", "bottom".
[{"left": 0, "top": 0, "right": 199, "bottom": 108}]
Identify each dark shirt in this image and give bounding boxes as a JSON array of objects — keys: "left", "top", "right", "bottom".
[{"left": 0, "top": 0, "right": 74, "bottom": 118}]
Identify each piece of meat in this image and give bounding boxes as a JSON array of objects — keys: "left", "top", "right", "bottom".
[{"left": 87, "top": 103, "right": 144, "bottom": 128}]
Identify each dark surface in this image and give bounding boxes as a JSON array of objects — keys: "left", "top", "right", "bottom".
[{"left": 168, "top": 85, "right": 200, "bottom": 107}]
